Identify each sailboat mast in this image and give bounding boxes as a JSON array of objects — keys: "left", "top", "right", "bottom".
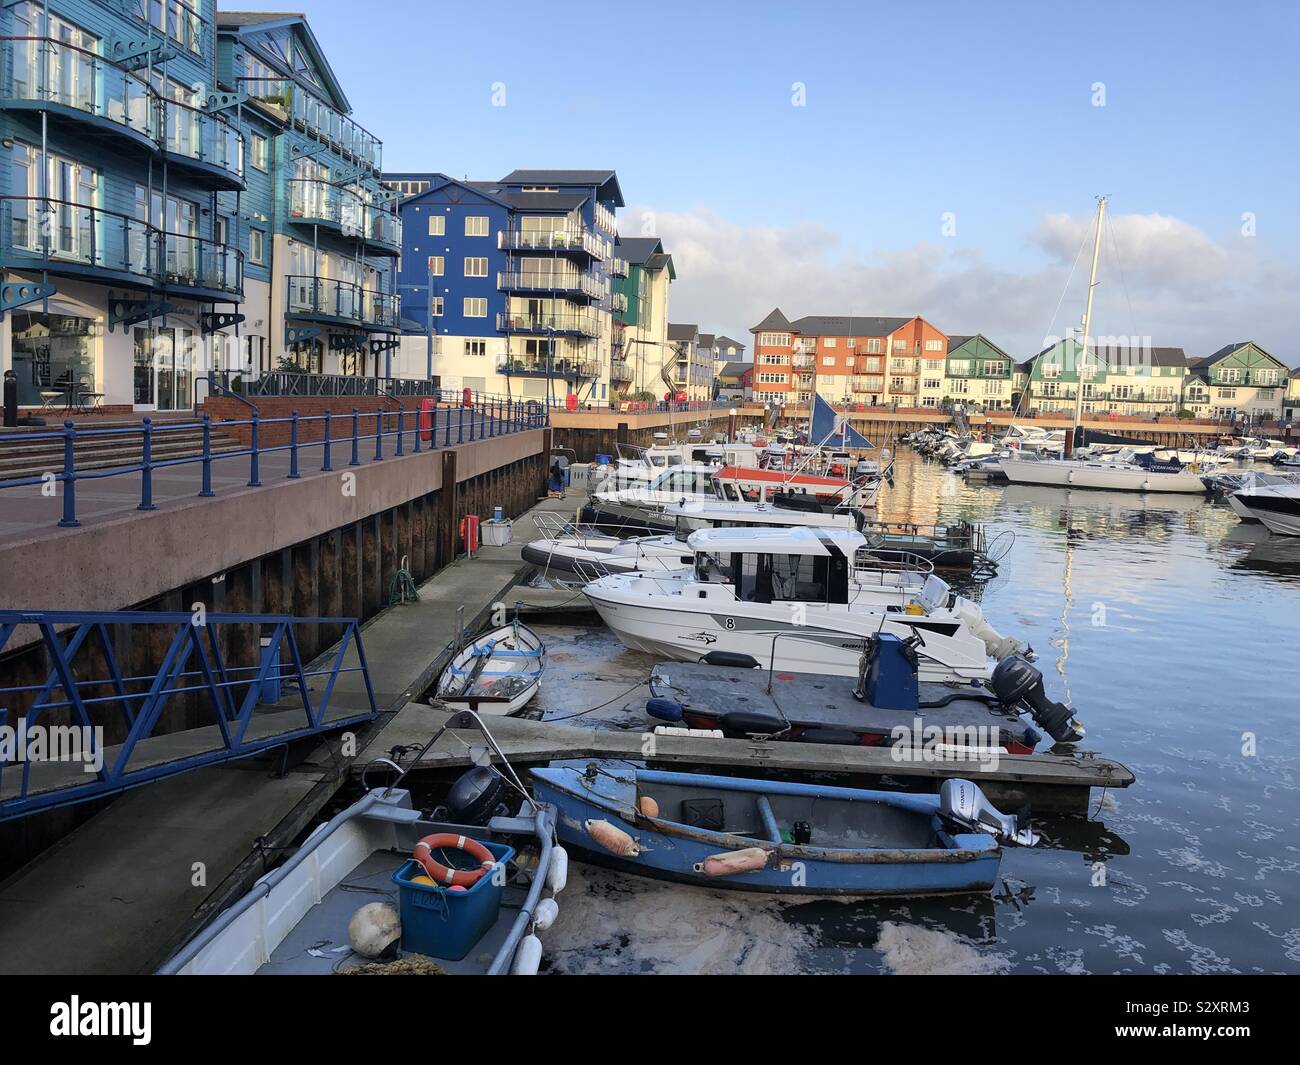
[{"left": 1072, "top": 196, "right": 1108, "bottom": 437}]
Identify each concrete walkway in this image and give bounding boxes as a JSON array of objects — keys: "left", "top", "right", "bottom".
[{"left": 0, "top": 489, "right": 579, "bottom": 974}]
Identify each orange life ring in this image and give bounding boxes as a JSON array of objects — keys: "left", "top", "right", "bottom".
[{"left": 413, "top": 833, "right": 496, "bottom": 887}]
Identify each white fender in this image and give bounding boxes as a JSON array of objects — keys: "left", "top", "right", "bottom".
[
  {"left": 534, "top": 897, "right": 559, "bottom": 931},
  {"left": 511, "top": 934, "right": 543, "bottom": 975},
  {"left": 546, "top": 846, "right": 568, "bottom": 893}
]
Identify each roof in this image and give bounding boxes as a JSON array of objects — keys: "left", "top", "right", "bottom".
[
  {"left": 617, "top": 236, "right": 663, "bottom": 265},
  {"left": 501, "top": 191, "right": 588, "bottom": 212},
  {"left": 713, "top": 335, "right": 746, "bottom": 349},
  {"left": 698, "top": 333, "right": 716, "bottom": 348},
  {"left": 685, "top": 526, "right": 867, "bottom": 556},
  {"left": 498, "top": 170, "right": 624, "bottom": 207},
  {"left": 218, "top": 12, "right": 350, "bottom": 114},
  {"left": 1189, "top": 342, "right": 1252, "bottom": 369},
  {"left": 789, "top": 315, "right": 913, "bottom": 337},
  {"left": 667, "top": 323, "right": 698, "bottom": 343},
  {"left": 947, "top": 335, "right": 974, "bottom": 352},
  {"left": 717, "top": 362, "right": 751, "bottom": 379},
  {"left": 752, "top": 307, "right": 792, "bottom": 332},
  {"left": 217, "top": 12, "right": 304, "bottom": 27},
  {"left": 1090, "top": 344, "right": 1187, "bottom": 369},
  {"left": 643, "top": 252, "right": 675, "bottom": 278}
]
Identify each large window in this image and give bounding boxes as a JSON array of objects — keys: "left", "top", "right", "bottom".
[
  {"left": 10, "top": 312, "right": 101, "bottom": 405},
  {"left": 464, "top": 297, "right": 487, "bottom": 317},
  {"left": 758, "top": 332, "right": 790, "bottom": 347},
  {"left": 146, "top": 0, "right": 203, "bottom": 55},
  {"left": 428, "top": 214, "right": 445, "bottom": 236},
  {"left": 464, "top": 216, "right": 489, "bottom": 236},
  {"left": 464, "top": 256, "right": 488, "bottom": 277}
]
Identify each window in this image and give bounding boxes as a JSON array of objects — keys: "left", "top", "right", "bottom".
[
  {"left": 758, "top": 372, "right": 788, "bottom": 384},
  {"left": 1217, "top": 388, "right": 1237, "bottom": 399},
  {"left": 251, "top": 133, "right": 268, "bottom": 171},
  {"left": 1218, "top": 368, "right": 1241, "bottom": 383},
  {"left": 950, "top": 379, "right": 968, "bottom": 394},
  {"left": 758, "top": 332, "right": 791, "bottom": 347},
  {"left": 949, "top": 359, "right": 971, "bottom": 375},
  {"left": 427, "top": 255, "right": 444, "bottom": 275},
  {"left": 249, "top": 228, "right": 266, "bottom": 265},
  {"left": 464, "top": 256, "right": 488, "bottom": 277},
  {"left": 464, "top": 297, "right": 487, "bottom": 317},
  {"left": 822, "top": 357, "right": 834, "bottom": 367},
  {"left": 1042, "top": 363, "right": 1062, "bottom": 378},
  {"left": 924, "top": 339, "right": 943, "bottom": 351},
  {"left": 892, "top": 339, "right": 907, "bottom": 351},
  {"left": 761, "top": 354, "right": 786, "bottom": 366},
  {"left": 824, "top": 337, "right": 837, "bottom": 348},
  {"left": 1255, "top": 369, "right": 1279, "bottom": 386},
  {"left": 465, "top": 339, "right": 487, "bottom": 357},
  {"left": 983, "top": 361, "right": 1007, "bottom": 376},
  {"left": 923, "top": 378, "right": 941, "bottom": 390},
  {"left": 430, "top": 296, "right": 444, "bottom": 317},
  {"left": 464, "top": 216, "right": 489, "bottom": 236},
  {"left": 866, "top": 339, "right": 882, "bottom": 353},
  {"left": 428, "top": 215, "right": 445, "bottom": 236},
  {"left": 245, "top": 334, "right": 268, "bottom": 375}
]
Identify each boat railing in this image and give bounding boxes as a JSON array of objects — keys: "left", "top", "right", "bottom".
[{"left": 853, "top": 549, "right": 935, "bottom": 583}]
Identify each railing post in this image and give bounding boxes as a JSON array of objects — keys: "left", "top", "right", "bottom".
[
  {"left": 288, "top": 409, "right": 301, "bottom": 478},
  {"left": 351, "top": 408, "right": 361, "bottom": 465},
  {"left": 199, "top": 413, "right": 214, "bottom": 497},
  {"left": 138, "top": 416, "right": 157, "bottom": 511},
  {"left": 57, "top": 420, "right": 80, "bottom": 527},
  {"left": 443, "top": 401, "right": 451, "bottom": 447},
  {"left": 413, "top": 397, "right": 422, "bottom": 454},
  {"left": 374, "top": 408, "right": 384, "bottom": 461},
  {"left": 248, "top": 412, "right": 262, "bottom": 486},
  {"left": 395, "top": 406, "right": 405, "bottom": 456},
  {"left": 322, "top": 409, "right": 334, "bottom": 471},
  {"left": 469, "top": 401, "right": 477, "bottom": 441},
  {"left": 458, "top": 404, "right": 464, "bottom": 444}
]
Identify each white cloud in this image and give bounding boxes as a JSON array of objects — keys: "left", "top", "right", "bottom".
[{"left": 629, "top": 205, "right": 1295, "bottom": 362}]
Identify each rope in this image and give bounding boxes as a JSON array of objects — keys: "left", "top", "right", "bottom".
[{"left": 388, "top": 554, "right": 420, "bottom": 606}]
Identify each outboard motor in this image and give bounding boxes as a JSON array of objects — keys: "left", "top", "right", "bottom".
[
  {"left": 435, "top": 765, "right": 511, "bottom": 825},
  {"left": 938, "top": 778, "right": 1040, "bottom": 847},
  {"left": 990, "top": 657, "right": 1084, "bottom": 743}
]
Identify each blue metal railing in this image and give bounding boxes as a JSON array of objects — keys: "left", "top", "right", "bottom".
[
  {"left": 0, "top": 609, "right": 378, "bottom": 822},
  {"left": 0, "top": 382, "right": 550, "bottom": 529}
]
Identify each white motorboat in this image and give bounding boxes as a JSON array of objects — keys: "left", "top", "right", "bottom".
[
  {"left": 523, "top": 498, "right": 863, "bottom": 579},
  {"left": 435, "top": 621, "right": 545, "bottom": 715},
  {"left": 1229, "top": 481, "right": 1300, "bottom": 536},
  {"left": 583, "top": 527, "right": 1028, "bottom": 683},
  {"left": 590, "top": 440, "right": 761, "bottom": 490},
  {"left": 1000, "top": 449, "right": 1211, "bottom": 494}
]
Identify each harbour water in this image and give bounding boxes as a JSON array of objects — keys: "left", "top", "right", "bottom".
[{"left": 531, "top": 448, "right": 1300, "bottom": 974}]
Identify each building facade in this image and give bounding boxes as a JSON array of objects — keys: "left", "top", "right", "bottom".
[
  {"left": 1182, "top": 342, "right": 1289, "bottom": 423},
  {"left": 0, "top": 6, "right": 399, "bottom": 413},
  {"left": 943, "top": 336, "right": 1017, "bottom": 410},
  {"left": 385, "top": 169, "right": 630, "bottom": 404},
  {"left": 665, "top": 323, "right": 717, "bottom": 402},
  {"left": 613, "top": 235, "right": 675, "bottom": 401}
]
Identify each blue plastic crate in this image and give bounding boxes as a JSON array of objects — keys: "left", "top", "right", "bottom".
[{"left": 391, "top": 840, "right": 515, "bottom": 961}]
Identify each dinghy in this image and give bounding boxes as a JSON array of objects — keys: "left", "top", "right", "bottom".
[
  {"left": 436, "top": 620, "right": 545, "bottom": 715},
  {"left": 531, "top": 762, "right": 1037, "bottom": 896}
]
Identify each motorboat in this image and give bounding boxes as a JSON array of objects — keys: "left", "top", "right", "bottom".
[
  {"left": 530, "top": 763, "right": 1037, "bottom": 896},
  {"left": 582, "top": 527, "right": 1028, "bottom": 683},
  {"left": 1228, "top": 481, "right": 1300, "bottom": 536},
  {"left": 589, "top": 440, "right": 761, "bottom": 491}
]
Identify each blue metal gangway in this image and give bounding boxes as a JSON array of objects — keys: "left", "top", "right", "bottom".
[{"left": 0, "top": 609, "right": 379, "bottom": 822}]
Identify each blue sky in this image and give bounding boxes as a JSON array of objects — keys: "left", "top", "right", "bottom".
[{"left": 290, "top": 0, "right": 1299, "bottom": 358}]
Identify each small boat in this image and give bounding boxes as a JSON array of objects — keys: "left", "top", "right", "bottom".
[
  {"left": 1230, "top": 481, "right": 1300, "bottom": 536},
  {"left": 530, "top": 762, "right": 1037, "bottom": 896},
  {"left": 436, "top": 620, "right": 544, "bottom": 715},
  {"left": 160, "top": 749, "right": 566, "bottom": 975}
]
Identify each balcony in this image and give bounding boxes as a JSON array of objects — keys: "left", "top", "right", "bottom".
[
  {"left": 241, "top": 77, "right": 382, "bottom": 172},
  {"left": 0, "top": 196, "right": 241, "bottom": 298},
  {"left": 1, "top": 37, "right": 156, "bottom": 152},
  {"left": 498, "top": 227, "right": 610, "bottom": 259},
  {"left": 611, "top": 292, "right": 628, "bottom": 313},
  {"left": 497, "top": 312, "right": 599, "bottom": 338},
  {"left": 610, "top": 359, "right": 634, "bottom": 382},
  {"left": 287, "top": 179, "right": 402, "bottom": 255},
  {"left": 498, "top": 269, "right": 604, "bottom": 301},
  {"left": 851, "top": 376, "right": 884, "bottom": 393},
  {"left": 792, "top": 354, "right": 815, "bottom": 369},
  {"left": 497, "top": 357, "right": 598, "bottom": 378},
  {"left": 158, "top": 98, "right": 245, "bottom": 190},
  {"left": 610, "top": 257, "right": 629, "bottom": 278},
  {"left": 285, "top": 275, "right": 400, "bottom": 331}
]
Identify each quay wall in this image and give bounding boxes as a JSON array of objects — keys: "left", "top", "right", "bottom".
[{"left": 551, "top": 409, "right": 763, "bottom": 461}]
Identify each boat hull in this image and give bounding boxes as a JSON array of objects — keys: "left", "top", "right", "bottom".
[{"left": 1001, "top": 457, "right": 1207, "bottom": 493}]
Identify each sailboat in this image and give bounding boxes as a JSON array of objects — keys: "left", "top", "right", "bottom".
[{"left": 1000, "top": 198, "right": 1211, "bottom": 495}]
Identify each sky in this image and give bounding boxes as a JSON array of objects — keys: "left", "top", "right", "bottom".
[{"left": 275, "top": 0, "right": 1297, "bottom": 362}]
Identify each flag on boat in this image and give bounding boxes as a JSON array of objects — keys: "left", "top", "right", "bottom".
[{"left": 810, "top": 394, "right": 874, "bottom": 449}]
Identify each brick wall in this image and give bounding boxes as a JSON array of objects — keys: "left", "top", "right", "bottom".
[{"left": 202, "top": 395, "right": 423, "bottom": 447}]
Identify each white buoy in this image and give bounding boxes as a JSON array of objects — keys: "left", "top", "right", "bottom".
[
  {"left": 547, "top": 846, "right": 569, "bottom": 893},
  {"left": 511, "top": 934, "right": 543, "bottom": 975},
  {"left": 347, "top": 902, "right": 401, "bottom": 958},
  {"left": 534, "top": 897, "right": 559, "bottom": 931}
]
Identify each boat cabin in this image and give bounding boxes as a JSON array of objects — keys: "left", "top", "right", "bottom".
[
  {"left": 685, "top": 527, "right": 865, "bottom": 605},
  {"left": 666, "top": 500, "right": 859, "bottom": 542}
]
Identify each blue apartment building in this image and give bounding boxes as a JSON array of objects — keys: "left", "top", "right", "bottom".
[{"left": 383, "top": 168, "right": 626, "bottom": 402}]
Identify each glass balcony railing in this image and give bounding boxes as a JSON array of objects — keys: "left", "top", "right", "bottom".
[
  {"left": 499, "top": 227, "right": 610, "bottom": 259},
  {"left": 610, "top": 257, "right": 629, "bottom": 278},
  {"left": 0, "top": 196, "right": 241, "bottom": 296},
  {"left": 286, "top": 275, "right": 399, "bottom": 329},
  {"left": 496, "top": 312, "right": 599, "bottom": 337},
  {"left": 287, "top": 179, "right": 401, "bottom": 253},
  {"left": 158, "top": 98, "right": 244, "bottom": 186},
  {"left": 1, "top": 36, "right": 156, "bottom": 143},
  {"left": 498, "top": 269, "right": 604, "bottom": 299},
  {"left": 610, "top": 359, "right": 634, "bottom": 381},
  {"left": 497, "top": 357, "right": 599, "bottom": 378},
  {"left": 239, "top": 77, "right": 383, "bottom": 171}
]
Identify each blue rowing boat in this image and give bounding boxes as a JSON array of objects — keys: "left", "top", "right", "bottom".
[{"left": 530, "top": 762, "right": 1037, "bottom": 896}]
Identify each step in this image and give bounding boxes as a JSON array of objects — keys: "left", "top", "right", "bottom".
[{"left": 0, "top": 437, "right": 246, "bottom": 482}]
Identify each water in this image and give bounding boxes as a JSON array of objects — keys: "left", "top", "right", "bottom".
[{"left": 531, "top": 449, "right": 1300, "bottom": 974}]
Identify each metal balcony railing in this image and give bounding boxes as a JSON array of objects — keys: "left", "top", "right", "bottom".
[
  {"left": 285, "top": 275, "right": 400, "bottom": 329},
  {"left": 1, "top": 196, "right": 242, "bottom": 296},
  {"left": 498, "top": 227, "right": 610, "bottom": 259},
  {"left": 610, "top": 359, "right": 634, "bottom": 381},
  {"left": 159, "top": 97, "right": 244, "bottom": 185},
  {"left": 496, "top": 312, "right": 599, "bottom": 337},
  {"left": 239, "top": 77, "right": 383, "bottom": 171},
  {"left": 610, "top": 257, "right": 629, "bottom": 277},
  {"left": 498, "top": 269, "right": 604, "bottom": 299},
  {"left": 497, "top": 358, "right": 599, "bottom": 378}
]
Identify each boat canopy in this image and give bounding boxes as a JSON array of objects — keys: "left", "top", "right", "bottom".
[{"left": 686, "top": 526, "right": 867, "bottom": 557}]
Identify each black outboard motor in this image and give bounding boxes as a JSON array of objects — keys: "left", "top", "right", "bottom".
[
  {"left": 990, "top": 657, "right": 1084, "bottom": 743},
  {"left": 435, "top": 765, "right": 511, "bottom": 825}
]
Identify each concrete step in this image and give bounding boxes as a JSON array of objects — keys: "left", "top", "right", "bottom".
[{"left": 0, "top": 430, "right": 245, "bottom": 481}]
